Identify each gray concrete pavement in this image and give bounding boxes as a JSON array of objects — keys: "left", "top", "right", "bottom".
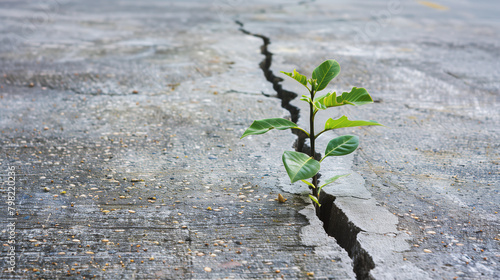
[{"left": 0, "top": 0, "right": 498, "bottom": 279}]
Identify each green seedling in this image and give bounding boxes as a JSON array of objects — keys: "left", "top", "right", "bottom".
[{"left": 241, "top": 60, "right": 382, "bottom": 206}]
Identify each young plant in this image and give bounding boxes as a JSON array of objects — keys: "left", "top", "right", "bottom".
[{"left": 241, "top": 60, "right": 381, "bottom": 206}]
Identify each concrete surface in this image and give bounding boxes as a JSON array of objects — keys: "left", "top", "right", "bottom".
[{"left": 0, "top": 0, "right": 499, "bottom": 279}]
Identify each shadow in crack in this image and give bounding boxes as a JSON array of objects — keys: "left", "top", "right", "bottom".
[{"left": 318, "top": 193, "right": 376, "bottom": 280}]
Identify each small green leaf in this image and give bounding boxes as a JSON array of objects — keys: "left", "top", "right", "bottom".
[
  {"left": 337, "top": 87, "right": 373, "bottom": 106},
  {"left": 314, "top": 92, "right": 340, "bottom": 109},
  {"left": 301, "top": 179, "right": 315, "bottom": 188},
  {"left": 300, "top": 95, "right": 312, "bottom": 104},
  {"left": 281, "top": 69, "right": 308, "bottom": 87},
  {"left": 324, "top": 115, "right": 382, "bottom": 131},
  {"left": 313, "top": 95, "right": 327, "bottom": 110},
  {"left": 309, "top": 195, "right": 321, "bottom": 206},
  {"left": 313, "top": 93, "right": 327, "bottom": 103},
  {"left": 318, "top": 174, "right": 350, "bottom": 194},
  {"left": 324, "top": 135, "right": 359, "bottom": 158},
  {"left": 311, "top": 60, "right": 340, "bottom": 92},
  {"left": 241, "top": 118, "right": 298, "bottom": 139},
  {"left": 282, "top": 151, "right": 320, "bottom": 183},
  {"left": 320, "top": 92, "right": 340, "bottom": 107}
]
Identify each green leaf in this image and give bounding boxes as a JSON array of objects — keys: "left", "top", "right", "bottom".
[
  {"left": 308, "top": 78, "right": 317, "bottom": 91},
  {"left": 281, "top": 69, "right": 308, "bottom": 87},
  {"left": 282, "top": 151, "right": 320, "bottom": 183},
  {"left": 300, "top": 95, "right": 312, "bottom": 104},
  {"left": 301, "top": 179, "right": 315, "bottom": 189},
  {"left": 314, "top": 92, "right": 339, "bottom": 109},
  {"left": 316, "top": 87, "right": 374, "bottom": 108},
  {"left": 309, "top": 195, "right": 321, "bottom": 206},
  {"left": 313, "top": 92, "right": 327, "bottom": 103},
  {"left": 312, "top": 94, "right": 327, "bottom": 110},
  {"left": 241, "top": 118, "right": 298, "bottom": 139},
  {"left": 337, "top": 87, "right": 373, "bottom": 106},
  {"left": 323, "top": 135, "right": 359, "bottom": 158},
  {"left": 324, "top": 115, "right": 382, "bottom": 131},
  {"left": 318, "top": 174, "right": 350, "bottom": 194},
  {"left": 321, "top": 92, "right": 340, "bottom": 107},
  {"left": 311, "top": 60, "right": 340, "bottom": 92}
]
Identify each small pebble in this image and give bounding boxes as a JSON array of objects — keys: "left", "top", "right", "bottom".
[{"left": 204, "top": 267, "right": 212, "bottom": 272}]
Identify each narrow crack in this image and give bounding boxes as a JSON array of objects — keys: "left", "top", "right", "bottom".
[
  {"left": 236, "top": 20, "right": 376, "bottom": 280},
  {"left": 235, "top": 20, "right": 305, "bottom": 151},
  {"left": 235, "top": 21, "right": 299, "bottom": 122}
]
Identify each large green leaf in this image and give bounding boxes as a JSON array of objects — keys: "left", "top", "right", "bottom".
[
  {"left": 323, "top": 135, "right": 359, "bottom": 158},
  {"left": 282, "top": 151, "right": 320, "bottom": 183},
  {"left": 311, "top": 60, "right": 340, "bottom": 92},
  {"left": 241, "top": 118, "right": 298, "bottom": 139},
  {"left": 281, "top": 69, "right": 308, "bottom": 87},
  {"left": 325, "top": 115, "right": 382, "bottom": 131},
  {"left": 337, "top": 87, "right": 373, "bottom": 106}
]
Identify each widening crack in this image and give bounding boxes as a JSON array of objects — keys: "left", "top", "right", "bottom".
[
  {"left": 318, "top": 193, "right": 375, "bottom": 280},
  {"left": 236, "top": 20, "right": 375, "bottom": 280}
]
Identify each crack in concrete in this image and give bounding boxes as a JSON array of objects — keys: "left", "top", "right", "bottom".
[
  {"left": 235, "top": 21, "right": 300, "bottom": 124},
  {"left": 318, "top": 193, "right": 375, "bottom": 280},
  {"left": 235, "top": 20, "right": 376, "bottom": 280}
]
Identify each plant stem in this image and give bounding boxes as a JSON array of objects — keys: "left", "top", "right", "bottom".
[{"left": 309, "top": 90, "right": 318, "bottom": 197}]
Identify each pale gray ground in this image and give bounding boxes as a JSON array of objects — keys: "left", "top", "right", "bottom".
[{"left": 0, "top": 0, "right": 498, "bottom": 279}]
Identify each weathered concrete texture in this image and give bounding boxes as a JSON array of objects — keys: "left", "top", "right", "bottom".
[
  {"left": 0, "top": 0, "right": 356, "bottom": 279},
  {"left": 238, "top": 0, "right": 499, "bottom": 279},
  {"left": 1, "top": 0, "right": 499, "bottom": 279}
]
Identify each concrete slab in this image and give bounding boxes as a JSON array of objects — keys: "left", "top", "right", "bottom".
[
  {"left": 238, "top": 0, "right": 499, "bottom": 278},
  {"left": 0, "top": 1, "right": 355, "bottom": 279},
  {"left": 0, "top": 0, "right": 499, "bottom": 279}
]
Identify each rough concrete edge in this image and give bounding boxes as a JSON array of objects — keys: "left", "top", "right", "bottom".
[
  {"left": 328, "top": 177, "right": 431, "bottom": 279},
  {"left": 299, "top": 202, "right": 356, "bottom": 279},
  {"left": 357, "top": 232, "right": 431, "bottom": 280},
  {"left": 235, "top": 17, "right": 428, "bottom": 280}
]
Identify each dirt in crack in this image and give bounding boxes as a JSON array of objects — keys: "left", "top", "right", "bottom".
[{"left": 236, "top": 20, "right": 376, "bottom": 280}]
